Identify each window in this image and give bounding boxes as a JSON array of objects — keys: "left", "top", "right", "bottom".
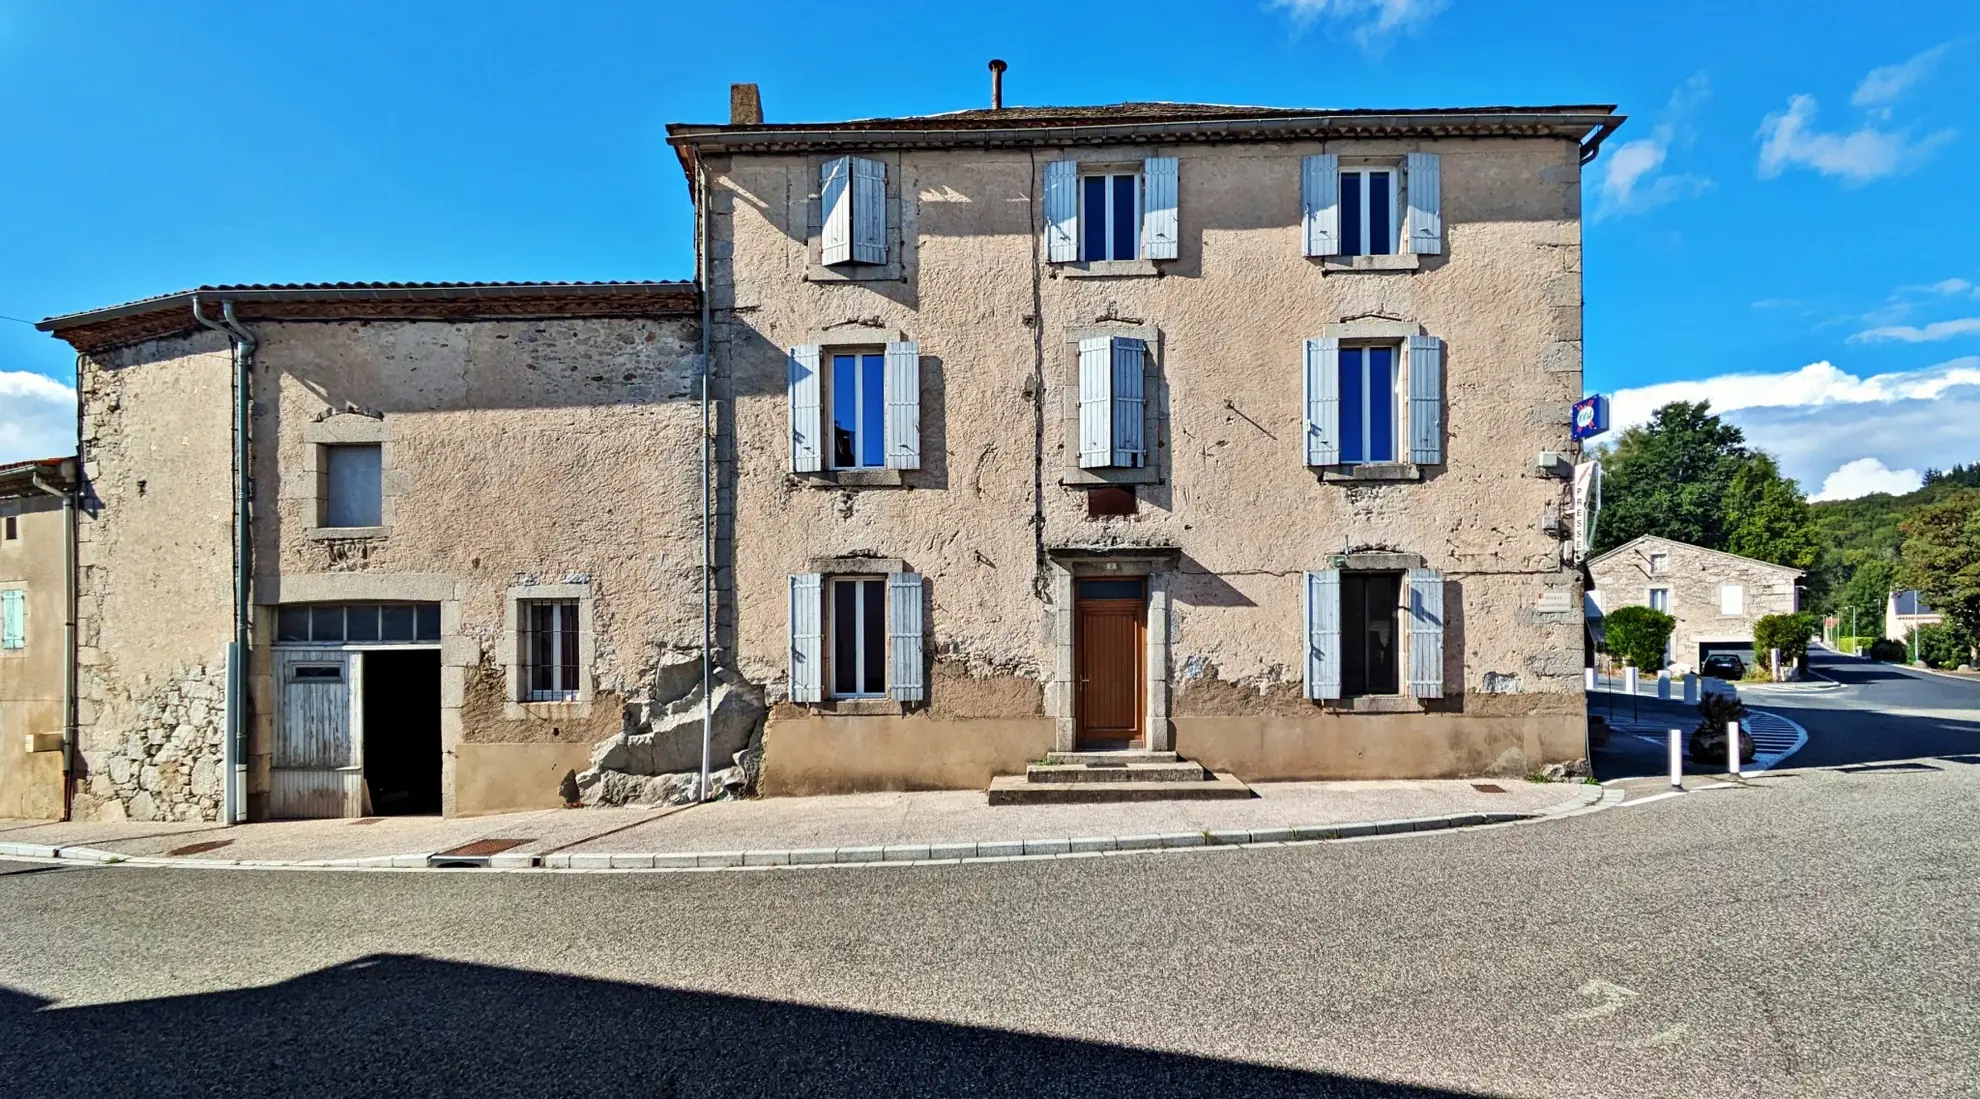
[
  {"left": 829, "top": 352, "right": 887, "bottom": 469},
  {"left": 820, "top": 155, "right": 886, "bottom": 267},
  {"left": 1648, "top": 588, "right": 1671, "bottom": 613},
  {"left": 523, "top": 601, "right": 580, "bottom": 702},
  {"left": 1341, "top": 572, "right": 1401, "bottom": 696},
  {"left": 1338, "top": 345, "right": 1398, "bottom": 463},
  {"left": 1339, "top": 168, "right": 1396, "bottom": 257},
  {"left": 1720, "top": 584, "right": 1744, "bottom": 616},
  {"left": 1, "top": 588, "right": 23, "bottom": 650},
  {"left": 275, "top": 602, "right": 441, "bottom": 644},
  {"left": 3, "top": 515, "right": 16, "bottom": 540},
  {"left": 828, "top": 577, "right": 887, "bottom": 698},
  {"left": 1649, "top": 552, "right": 1669, "bottom": 576},
  {"left": 323, "top": 444, "right": 382, "bottom": 528},
  {"left": 1081, "top": 172, "right": 1140, "bottom": 261}
]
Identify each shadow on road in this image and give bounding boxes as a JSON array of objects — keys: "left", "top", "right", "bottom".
[{"left": 0, "top": 953, "right": 1499, "bottom": 1098}]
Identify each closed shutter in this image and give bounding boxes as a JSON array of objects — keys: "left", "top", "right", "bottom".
[
  {"left": 1303, "top": 337, "right": 1340, "bottom": 466},
  {"left": 821, "top": 156, "right": 853, "bottom": 265},
  {"left": 888, "top": 572, "right": 925, "bottom": 702},
  {"left": 1304, "top": 570, "right": 1341, "bottom": 701},
  {"left": 1405, "top": 152, "right": 1442, "bottom": 255},
  {"left": 1301, "top": 153, "right": 1340, "bottom": 256},
  {"left": 1110, "top": 337, "right": 1147, "bottom": 467},
  {"left": 789, "top": 345, "right": 823, "bottom": 472},
  {"left": 1077, "top": 336, "right": 1111, "bottom": 468},
  {"left": 1407, "top": 569, "right": 1445, "bottom": 698},
  {"left": 0, "top": 589, "right": 22, "bottom": 650},
  {"left": 851, "top": 156, "right": 887, "bottom": 264},
  {"left": 1044, "top": 159, "right": 1078, "bottom": 263},
  {"left": 1142, "top": 156, "right": 1178, "bottom": 260},
  {"left": 789, "top": 573, "right": 823, "bottom": 703},
  {"left": 1408, "top": 335, "right": 1443, "bottom": 465},
  {"left": 883, "top": 340, "right": 921, "bottom": 470}
]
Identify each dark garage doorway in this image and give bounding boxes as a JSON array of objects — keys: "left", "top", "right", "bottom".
[{"left": 362, "top": 649, "right": 441, "bottom": 815}]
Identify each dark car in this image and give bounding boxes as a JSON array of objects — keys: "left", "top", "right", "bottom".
[{"left": 1701, "top": 653, "right": 1745, "bottom": 680}]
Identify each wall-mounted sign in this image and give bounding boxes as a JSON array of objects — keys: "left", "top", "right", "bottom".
[{"left": 1571, "top": 395, "right": 1610, "bottom": 441}]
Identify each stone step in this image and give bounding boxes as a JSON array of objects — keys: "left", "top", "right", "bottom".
[
  {"left": 1043, "top": 750, "right": 1180, "bottom": 765},
  {"left": 1025, "top": 761, "right": 1208, "bottom": 783},
  {"left": 987, "top": 773, "right": 1254, "bottom": 805}
]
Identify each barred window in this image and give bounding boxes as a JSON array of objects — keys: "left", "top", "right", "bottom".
[{"left": 523, "top": 601, "right": 580, "bottom": 702}]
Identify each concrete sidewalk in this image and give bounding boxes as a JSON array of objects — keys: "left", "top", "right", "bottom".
[{"left": 0, "top": 777, "right": 1606, "bottom": 870}]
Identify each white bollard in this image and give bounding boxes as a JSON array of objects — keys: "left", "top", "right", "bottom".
[
  {"left": 1656, "top": 671, "right": 1671, "bottom": 700},
  {"left": 1728, "top": 720, "right": 1741, "bottom": 777},
  {"left": 1585, "top": 667, "right": 1597, "bottom": 691},
  {"left": 1771, "top": 648, "right": 1782, "bottom": 681},
  {"left": 1683, "top": 673, "right": 1699, "bottom": 705},
  {"left": 1624, "top": 667, "right": 1640, "bottom": 697},
  {"left": 1669, "top": 728, "right": 1684, "bottom": 788}
]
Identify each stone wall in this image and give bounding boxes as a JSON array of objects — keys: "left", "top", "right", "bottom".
[{"left": 1588, "top": 536, "right": 1801, "bottom": 670}]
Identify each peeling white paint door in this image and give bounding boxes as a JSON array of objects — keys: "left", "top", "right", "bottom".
[{"left": 273, "top": 649, "right": 362, "bottom": 818}]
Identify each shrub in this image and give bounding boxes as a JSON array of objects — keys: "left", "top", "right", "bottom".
[
  {"left": 1689, "top": 692, "right": 1754, "bottom": 764},
  {"left": 1867, "top": 638, "right": 1908, "bottom": 662},
  {"left": 1911, "top": 623, "right": 1969, "bottom": 669},
  {"left": 1604, "top": 605, "right": 1677, "bottom": 671},
  {"left": 1752, "top": 612, "right": 1818, "bottom": 668}
]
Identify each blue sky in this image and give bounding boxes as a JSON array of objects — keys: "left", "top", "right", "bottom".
[{"left": 4, "top": 0, "right": 1977, "bottom": 499}]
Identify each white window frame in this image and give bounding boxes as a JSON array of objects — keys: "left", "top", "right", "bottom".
[
  {"left": 1649, "top": 552, "right": 1669, "bottom": 576},
  {"left": 826, "top": 576, "right": 888, "bottom": 699},
  {"left": 1720, "top": 583, "right": 1744, "bottom": 616},
  {"left": 1340, "top": 165, "right": 1400, "bottom": 257},
  {"left": 1647, "top": 587, "right": 1671, "bottom": 614},
  {"left": 1340, "top": 341, "right": 1402, "bottom": 464},
  {"left": 826, "top": 350, "right": 887, "bottom": 471},
  {"left": 522, "top": 600, "right": 580, "bottom": 703},
  {"left": 1079, "top": 171, "right": 1142, "bottom": 261}
]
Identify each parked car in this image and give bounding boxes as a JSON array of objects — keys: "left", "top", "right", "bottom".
[{"left": 1701, "top": 653, "right": 1745, "bottom": 680}]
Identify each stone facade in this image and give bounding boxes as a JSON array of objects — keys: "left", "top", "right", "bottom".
[{"left": 1587, "top": 535, "right": 1802, "bottom": 670}]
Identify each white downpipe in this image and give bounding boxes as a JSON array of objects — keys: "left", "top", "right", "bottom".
[
  {"left": 696, "top": 161, "right": 714, "bottom": 804},
  {"left": 193, "top": 296, "right": 255, "bottom": 825}
]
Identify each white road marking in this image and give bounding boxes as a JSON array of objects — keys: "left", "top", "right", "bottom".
[
  {"left": 1619, "top": 1023, "right": 1690, "bottom": 1049},
  {"left": 1557, "top": 979, "right": 1639, "bottom": 1021},
  {"left": 1620, "top": 791, "right": 1686, "bottom": 808}
]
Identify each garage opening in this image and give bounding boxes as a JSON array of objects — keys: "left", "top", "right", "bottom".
[{"left": 362, "top": 649, "right": 441, "bottom": 815}]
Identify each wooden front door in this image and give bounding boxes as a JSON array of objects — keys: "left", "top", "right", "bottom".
[
  {"left": 1075, "top": 578, "right": 1145, "bottom": 748},
  {"left": 273, "top": 649, "right": 362, "bottom": 819}
]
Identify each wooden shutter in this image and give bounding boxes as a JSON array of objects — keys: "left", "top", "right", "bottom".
[
  {"left": 1304, "top": 570, "right": 1341, "bottom": 701},
  {"left": 820, "top": 156, "right": 853, "bottom": 265},
  {"left": 1142, "top": 156, "right": 1178, "bottom": 260},
  {"left": 0, "top": 589, "right": 22, "bottom": 650},
  {"left": 789, "top": 573, "right": 823, "bottom": 703},
  {"left": 851, "top": 156, "right": 887, "bottom": 264},
  {"left": 788, "top": 345, "right": 822, "bottom": 472},
  {"left": 1408, "top": 569, "right": 1445, "bottom": 698},
  {"left": 888, "top": 572, "right": 925, "bottom": 702},
  {"left": 1044, "top": 159, "right": 1078, "bottom": 263},
  {"left": 1110, "top": 337, "right": 1147, "bottom": 467},
  {"left": 883, "top": 340, "right": 921, "bottom": 470},
  {"left": 1303, "top": 337, "right": 1340, "bottom": 466},
  {"left": 1408, "top": 335, "right": 1443, "bottom": 465},
  {"left": 1405, "top": 152, "right": 1442, "bottom": 255},
  {"left": 1302, "top": 154, "right": 1340, "bottom": 257},
  {"left": 1077, "top": 336, "right": 1111, "bottom": 468}
]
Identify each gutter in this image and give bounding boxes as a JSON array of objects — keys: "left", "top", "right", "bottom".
[
  {"left": 1577, "top": 117, "right": 1625, "bottom": 165},
  {"left": 696, "top": 162, "right": 714, "bottom": 802},
  {"left": 192, "top": 296, "right": 255, "bottom": 824},
  {"left": 27, "top": 465, "right": 76, "bottom": 820}
]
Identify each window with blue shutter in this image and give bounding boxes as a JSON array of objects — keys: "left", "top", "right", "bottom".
[
  {"left": 789, "top": 574, "right": 823, "bottom": 702},
  {"left": 1404, "top": 152, "right": 1442, "bottom": 255},
  {"left": 1338, "top": 345, "right": 1397, "bottom": 464},
  {"left": 788, "top": 345, "right": 823, "bottom": 472},
  {"left": 827, "top": 351, "right": 886, "bottom": 469},
  {"left": 1141, "top": 156, "right": 1178, "bottom": 260},
  {"left": 1407, "top": 569, "right": 1445, "bottom": 698},
  {"left": 1303, "top": 338, "right": 1340, "bottom": 466},
  {"left": 1301, "top": 154, "right": 1340, "bottom": 257},
  {"left": 1339, "top": 168, "right": 1396, "bottom": 257},
  {"left": 887, "top": 572, "right": 925, "bottom": 702},
  {"left": 1304, "top": 570, "right": 1340, "bottom": 701},
  {"left": 820, "top": 157, "right": 852, "bottom": 266},
  {"left": 883, "top": 341, "right": 922, "bottom": 471},
  {"left": 1078, "top": 336, "right": 1147, "bottom": 468},
  {"left": 1408, "top": 335, "right": 1443, "bottom": 465},
  {"left": 1044, "top": 160, "right": 1079, "bottom": 263},
  {"left": 2, "top": 588, "right": 24, "bottom": 650},
  {"left": 821, "top": 156, "right": 887, "bottom": 266},
  {"left": 1052, "top": 158, "right": 1178, "bottom": 263}
]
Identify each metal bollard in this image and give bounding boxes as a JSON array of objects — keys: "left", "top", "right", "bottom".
[
  {"left": 1683, "top": 673, "right": 1698, "bottom": 705},
  {"left": 1656, "top": 671, "right": 1671, "bottom": 700},
  {"left": 1728, "top": 719, "right": 1741, "bottom": 777},
  {"left": 1670, "top": 728, "right": 1684, "bottom": 788}
]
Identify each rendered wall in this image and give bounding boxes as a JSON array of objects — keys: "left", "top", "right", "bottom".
[{"left": 0, "top": 493, "right": 69, "bottom": 819}]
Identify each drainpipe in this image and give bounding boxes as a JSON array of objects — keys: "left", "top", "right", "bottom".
[
  {"left": 696, "top": 160, "right": 714, "bottom": 802},
  {"left": 29, "top": 467, "right": 76, "bottom": 820},
  {"left": 193, "top": 296, "right": 255, "bottom": 824}
]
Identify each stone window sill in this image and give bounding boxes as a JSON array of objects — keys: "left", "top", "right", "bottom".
[
  {"left": 794, "top": 469, "right": 905, "bottom": 488},
  {"left": 1334, "top": 695, "right": 1425, "bottom": 714},
  {"left": 1061, "top": 466, "right": 1162, "bottom": 487},
  {"left": 1321, "top": 462, "right": 1421, "bottom": 483},
  {"left": 805, "top": 262, "right": 903, "bottom": 284},
  {"left": 1318, "top": 253, "right": 1422, "bottom": 274},
  {"left": 307, "top": 526, "right": 390, "bottom": 541},
  {"left": 813, "top": 698, "right": 905, "bottom": 717},
  {"left": 1055, "top": 259, "right": 1163, "bottom": 279}
]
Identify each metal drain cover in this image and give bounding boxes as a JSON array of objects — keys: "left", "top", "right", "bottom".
[{"left": 429, "top": 837, "right": 536, "bottom": 868}]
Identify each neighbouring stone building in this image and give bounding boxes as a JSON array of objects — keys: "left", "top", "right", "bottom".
[
  {"left": 1587, "top": 535, "right": 1802, "bottom": 671},
  {"left": 1884, "top": 590, "right": 1941, "bottom": 643},
  {"left": 0, "top": 457, "right": 76, "bottom": 819}
]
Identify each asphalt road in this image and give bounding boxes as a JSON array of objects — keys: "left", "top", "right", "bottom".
[{"left": 4, "top": 717, "right": 1979, "bottom": 1099}]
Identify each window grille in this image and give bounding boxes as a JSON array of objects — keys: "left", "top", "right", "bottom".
[{"left": 523, "top": 601, "right": 580, "bottom": 702}]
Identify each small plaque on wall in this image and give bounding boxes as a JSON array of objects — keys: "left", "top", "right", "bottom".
[{"left": 1537, "top": 591, "right": 1573, "bottom": 613}]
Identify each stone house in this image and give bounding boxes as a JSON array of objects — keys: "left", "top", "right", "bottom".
[
  {"left": 0, "top": 457, "right": 76, "bottom": 819},
  {"left": 1587, "top": 535, "right": 1802, "bottom": 670}
]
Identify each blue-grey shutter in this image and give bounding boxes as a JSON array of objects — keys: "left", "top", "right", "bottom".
[
  {"left": 789, "top": 345, "right": 822, "bottom": 473},
  {"left": 1044, "top": 159, "right": 1078, "bottom": 263},
  {"left": 1, "top": 589, "right": 23, "bottom": 650},
  {"left": 1077, "top": 336, "right": 1111, "bottom": 468},
  {"left": 888, "top": 572, "right": 925, "bottom": 702},
  {"left": 1142, "top": 156, "right": 1178, "bottom": 260},
  {"left": 1408, "top": 568, "right": 1445, "bottom": 698},
  {"left": 1303, "top": 337, "right": 1340, "bottom": 466},
  {"left": 1405, "top": 152, "right": 1442, "bottom": 255},
  {"left": 1301, "top": 154, "right": 1340, "bottom": 257},
  {"left": 1304, "top": 570, "right": 1341, "bottom": 701},
  {"left": 883, "top": 340, "right": 921, "bottom": 470},
  {"left": 1408, "top": 335, "right": 1443, "bottom": 465},
  {"left": 789, "top": 573, "right": 823, "bottom": 703},
  {"left": 851, "top": 156, "right": 887, "bottom": 264},
  {"left": 1110, "top": 337, "right": 1146, "bottom": 467},
  {"left": 821, "top": 156, "right": 853, "bottom": 265}
]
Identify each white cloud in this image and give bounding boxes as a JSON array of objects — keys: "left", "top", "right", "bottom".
[
  {"left": 1595, "top": 74, "right": 1711, "bottom": 220},
  {"left": 1756, "top": 93, "right": 1955, "bottom": 183},
  {"left": 0, "top": 370, "right": 77, "bottom": 465},
  {"left": 1852, "top": 43, "right": 1954, "bottom": 108},
  {"left": 1269, "top": 0, "right": 1447, "bottom": 48},
  {"left": 1810, "top": 457, "right": 1923, "bottom": 501},
  {"left": 1610, "top": 357, "right": 1980, "bottom": 431},
  {"left": 1925, "top": 277, "right": 1976, "bottom": 297},
  {"left": 1851, "top": 317, "right": 1980, "bottom": 343}
]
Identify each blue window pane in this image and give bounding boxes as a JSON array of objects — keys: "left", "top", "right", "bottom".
[
  {"left": 1112, "top": 174, "right": 1137, "bottom": 260},
  {"left": 1367, "top": 346, "right": 1395, "bottom": 461},
  {"left": 860, "top": 354, "right": 886, "bottom": 467},
  {"left": 831, "top": 354, "right": 858, "bottom": 468},
  {"left": 1339, "top": 347, "right": 1365, "bottom": 462},
  {"left": 1082, "top": 176, "right": 1108, "bottom": 261},
  {"left": 1340, "top": 172, "right": 1363, "bottom": 256},
  {"left": 1368, "top": 171, "right": 1392, "bottom": 255}
]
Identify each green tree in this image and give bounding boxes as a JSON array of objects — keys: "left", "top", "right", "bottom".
[
  {"left": 1603, "top": 605, "right": 1676, "bottom": 670},
  {"left": 1594, "top": 401, "right": 1748, "bottom": 555},
  {"left": 1723, "top": 453, "right": 1820, "bottom": 570},
  {"left": 1753, "top": 612, "right": 1818, "bottom": 668},
  {"left": 1834, "top": 557, "right": 1896, "bottom": 643},
  {"left": 1897, "top": 490, "right": 1980, "bottom": 663},
  {"left": 1910, "top": 622, "right": 1968, "bottom": 669}
]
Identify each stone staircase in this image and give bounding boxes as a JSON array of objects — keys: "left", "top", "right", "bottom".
[{"left": 986, "top": 751, "right": 1252, "bottom": 805}]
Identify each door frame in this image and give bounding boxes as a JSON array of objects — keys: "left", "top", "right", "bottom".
[
  {"left": 272, "top": 642, "right": 443, "bottom": 818},
  {"left": 1074, "top": 577, "right": 1148, "bottom": 749},
  {"left": 1046, "top": 550, "right": 1176, "bottom": 753}
]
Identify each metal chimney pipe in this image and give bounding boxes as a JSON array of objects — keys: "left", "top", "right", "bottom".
[{"left": 989, "top": 59, "right": 1007, "bottom": 110}]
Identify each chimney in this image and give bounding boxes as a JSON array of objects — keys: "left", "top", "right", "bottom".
[
  {"left": 989, "top": 59, "right": 1007, "bottom": 111},
  {"left": 730, "top": 83, "right": 762, "bottom": 126}
]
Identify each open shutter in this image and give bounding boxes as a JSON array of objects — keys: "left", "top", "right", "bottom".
[
  {"left": 1142, "top": 156, "right": 1178, "bottom": 260},
  {"left": 1405, "top": 152, "right": 1442, "bottom": 255},
  {"left": 888, "top": 572, "right": 925, "bottom": 702},
  {"left": 883, "top": 340, "right": 921, "bottom": 470},
  {"left": 1408, "top": 335, "right": 1443, "bottom": 465},
  {"left": 1, "top": 589, "right": 22, "bottom": 650},
  {"left": 1408, "top": 569, "right": 1445, "bottom": 698},
  {"left": 851, "top": 156, "right": 887, "bottom": 264},
  {"left": 1077, "top": 336, "right": 1111, "bottom": 468},
  {"left": 788, "top": 345, "right": 822, "bottom": 473},
  {"left": 1304, "top": 570, "right": 1341, "bottom": 701},
  {"left": 1301, "top": 154, "right": 1340, "bottom": 257},
  {"left": 1044, "top": 159, "right": 1078, "bottom": 263},
  {"left": 789, "top": 573, "right": 823, "bottom": 703},
  {"left": 1303, "top": 337, "right": 1340, "bottom": 466},
  {"left": 1110, "top": 337, "right": 1146, "bottom": 467},
  {"left": 820, "top": 156, "right": 853, "bottom": 265}
]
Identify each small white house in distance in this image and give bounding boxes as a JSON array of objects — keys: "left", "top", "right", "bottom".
[
  {"left": 1885, "top": 590, "right": 1942, "bottom": 642},
  {"left": 1586, "top": 535, "right": 1802, "bottom": 671}
]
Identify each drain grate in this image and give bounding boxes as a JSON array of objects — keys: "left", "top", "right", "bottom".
[
  {"left": 1471, "top": 783, "right": 1506, "bottom": 793},
  {"left": 167, "top": 839, "right": 235, "bottom": 857},
  {"left": 435, "top": 837, "right": 531, "bottom": 858}
]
